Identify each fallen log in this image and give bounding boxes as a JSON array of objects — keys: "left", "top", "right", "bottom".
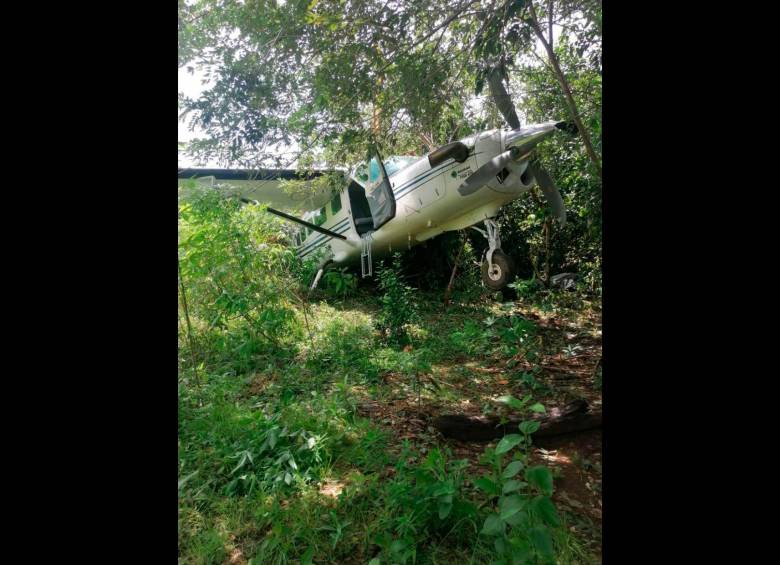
[{"left": 433, "top": 399, "right": 601, "bottom": 442}]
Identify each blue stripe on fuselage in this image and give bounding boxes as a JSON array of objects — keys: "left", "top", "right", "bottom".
[
  {"left": 392, "top": 161, "right": 450, "bottom": 198},
  {"left": 393, "top": 160, "right": 463, "bottom": 200},
  {"left": 393, "top": 152, "right": 483, "bottom": 199},
  {"left": 298, "top": 224, "right": 351, "bottom": 258},
  {"left": 296, "top": 218, "right": 350, "bottom": 255}
]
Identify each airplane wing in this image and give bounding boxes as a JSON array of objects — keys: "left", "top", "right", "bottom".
[{"left": 177, "top": 167, "right": 344, "bottom": 211}]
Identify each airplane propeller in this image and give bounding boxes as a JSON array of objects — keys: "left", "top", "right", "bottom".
[
  {"left": 458, "top": 147, "right": 520, "bottom": 197},
  {"left": 487, "top": 68, "right": 521, "bottom": 130},
  {"left": 486, "top": 64, "right": 567, "bottom": 226},
  {"left": 528, "top": 159, "right": 566, "bottom": 226}
]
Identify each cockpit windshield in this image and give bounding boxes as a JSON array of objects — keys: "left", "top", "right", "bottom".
[
  {"left": 383, "top": 156, "right": 418, "bottom": 177},
  {"left": 352, "top": 155, "right": 417, "bottom": 187}
]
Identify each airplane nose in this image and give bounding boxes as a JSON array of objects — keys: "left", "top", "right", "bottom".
[{"left": 502, "top": 121, "right": 572, "bottom": 152}]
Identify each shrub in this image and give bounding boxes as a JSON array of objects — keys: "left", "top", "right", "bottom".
[
  {"left": 322, "top": 267, "right": 358, "bottom": 299},
  {"left": 475, "top": 396, "right": 563, "bottom": 564},
  {"left": 178, "top": 190, "right": 304, "bottom": 369},
  {"left": 375, "top": 253, "right": 418, "bottom": 346}
]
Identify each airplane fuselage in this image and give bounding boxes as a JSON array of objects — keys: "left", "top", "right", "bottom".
[{"left": 296, "top": 125, "right": 549, "bottom": 267}]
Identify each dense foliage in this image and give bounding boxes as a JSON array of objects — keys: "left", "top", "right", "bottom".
[{"left": 178, "top": 192, "right": 601, "bottom": 563}]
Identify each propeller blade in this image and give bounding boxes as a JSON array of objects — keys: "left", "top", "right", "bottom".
[
  {"left": 487, "top": 68, "right": 521, "bottom": 130},
  {"left": 528, "top": 160, "right": 566, "bottom": 226},
  {"left": 458, "top": 148, "right": 519, "bottom": 196}
]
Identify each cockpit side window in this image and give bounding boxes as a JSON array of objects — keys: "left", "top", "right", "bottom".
[{"left": 330, "top": 192, "right": 342, "bottom": 215}]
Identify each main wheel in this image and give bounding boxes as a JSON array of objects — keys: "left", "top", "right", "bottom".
[{"left": 481, "top": 249, "right": 516, "bottom": 290}]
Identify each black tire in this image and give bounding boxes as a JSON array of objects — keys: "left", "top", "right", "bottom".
[{"left": 481, "top": 249, "right": 516, "bottom": 290}]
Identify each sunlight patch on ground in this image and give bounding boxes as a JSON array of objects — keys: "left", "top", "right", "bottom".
[
  {"left": 536, "top": 448, "right": 572, "bottom": 465},
  {"left": 228, "top": 546, "right": 247, "bottom": 564},
  {"left": 319, "top": 479, "right": 345, "bottom": 498}
]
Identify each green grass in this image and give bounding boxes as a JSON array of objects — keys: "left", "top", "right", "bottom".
[
  {"left": 179, "top": 286, "right": 601, "bottom": 564},
  {"left": 178, "top": 200, "right": 600, "bottom": 565}
]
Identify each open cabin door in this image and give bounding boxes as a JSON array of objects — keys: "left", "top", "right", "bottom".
[
  {"left": 354, "top": 147, "right": 396, "bottom": 230},
  {"left": 350, "top": 147, "right": 396, "bottom": 277}
]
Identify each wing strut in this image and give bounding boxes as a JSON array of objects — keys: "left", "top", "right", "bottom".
[{"left": 266, "top": 207, "right": 347, "bottom": 240}]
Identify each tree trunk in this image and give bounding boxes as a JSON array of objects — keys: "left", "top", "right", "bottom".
[
  {"left": 443, "top": 234, "right": 466, "bottom": 307},
  {"left": 543, "top": 216, "right": 551, "bottom": 286},
  {"left": 432, "top": 399, "right": 601, "bottom": 442},
  {"left": 527, "top": 1, "right": 602, "bottom": 180},
  {"left": 178, "top": 257, "right": 200, "bottom": 387},
  {"left": 548, "top": 0, "right": 554, "bottom": 51}
]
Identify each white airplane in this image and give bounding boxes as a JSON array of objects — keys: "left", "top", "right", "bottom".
[
  {"left": 178, "top": 119, "right": 572, "bottom": 291},
  {"left": 178, "top": 68, "right": 579, "bottom": 291}
]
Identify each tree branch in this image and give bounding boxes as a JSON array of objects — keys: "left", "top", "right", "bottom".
[{"left": 526, "top": 1, "right": 602, "bottom": 179}]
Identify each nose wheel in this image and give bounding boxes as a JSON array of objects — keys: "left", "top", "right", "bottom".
[
  {"left": 472, "top": 219, "right": 517, "bottom": 290},
  {"left": 481, "top": 249, "right": 516, "bottom": 290}
]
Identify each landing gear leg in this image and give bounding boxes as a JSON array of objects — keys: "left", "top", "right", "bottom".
[
  {"left": 310, "top": 268, "right": 325, "bottom": 291},
  {"left": 472, "top": 219, "right": 517, "bottom": 291},
  {"left": 309, "top": 259, "right": 333, "bottom": 291}
]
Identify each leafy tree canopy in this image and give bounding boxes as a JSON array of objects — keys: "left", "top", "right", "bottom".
[{"left": 179, "top": 0, "right": 601, "bottom": 288}]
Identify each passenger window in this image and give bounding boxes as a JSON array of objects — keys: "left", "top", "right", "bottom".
[
  {"left": 330, "top": 193, "right": 342, "bottom": 215},
  {"left": 314, "top": 207, "right": 327, "bottom": 226}
]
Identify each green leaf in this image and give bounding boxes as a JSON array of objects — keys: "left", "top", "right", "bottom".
[
  {"left": 301, "top": 546, "right": 315, "bottom": 565},
  {"left": 507, "top": 537, "right": 533, "bottom": 560},
  {"left": 502, "top": 479, "right": 525, "bottom": 494},
  {"left": 496, "top": 434, "right": 523, "bottom": 454},
  {"left": 481, "top": 514, "right": 505, "bottom": 536},
  {"left": 268, "top": 427, "right": 279, "bottom": 449},
  {"left": 525, "top": 466, "right": 553, "bottom": 496},
  {"left": 532, "top": 495, "right": 560, "bottom": 527},
  {"left": 178, "top": 470, "right": 199, "bottom": 490},
  {"left": 529, "top": 403, "right": 546, "bottom": 413},
  {"left": 499, "top": 494, "right": 525, "bottom": 520},
  {"left": 390, "top": 539, "right": 406, "bottom": 554},
  {"left": 496, "top": 395, "right": 528, "bottom": 410},
  {"left": 529, "top": 525, "right": 554, "bottom": 558},
  {"left": 432, "top": 482, "right": 454, "bottom": 497},
  {"left": 505, "top": 509, "right": 527, "bottom": 527},
  {"left": 438, "top": 500, "right": 453, "bottom": 519},
  {"left": 501, "top": 460, "right": 524, "bottom": 479},
  {"left": 230, "top": 451, "right": 250, "bottom": 475},
  {"left": 519, "top": 420, "right": 541, "bottom": 435},
  {"left": 474, "top": 477, "right": 500, "bottom": 496},
  {"left": 368, "top": 559, "right": 381, "bottom": 565}
]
